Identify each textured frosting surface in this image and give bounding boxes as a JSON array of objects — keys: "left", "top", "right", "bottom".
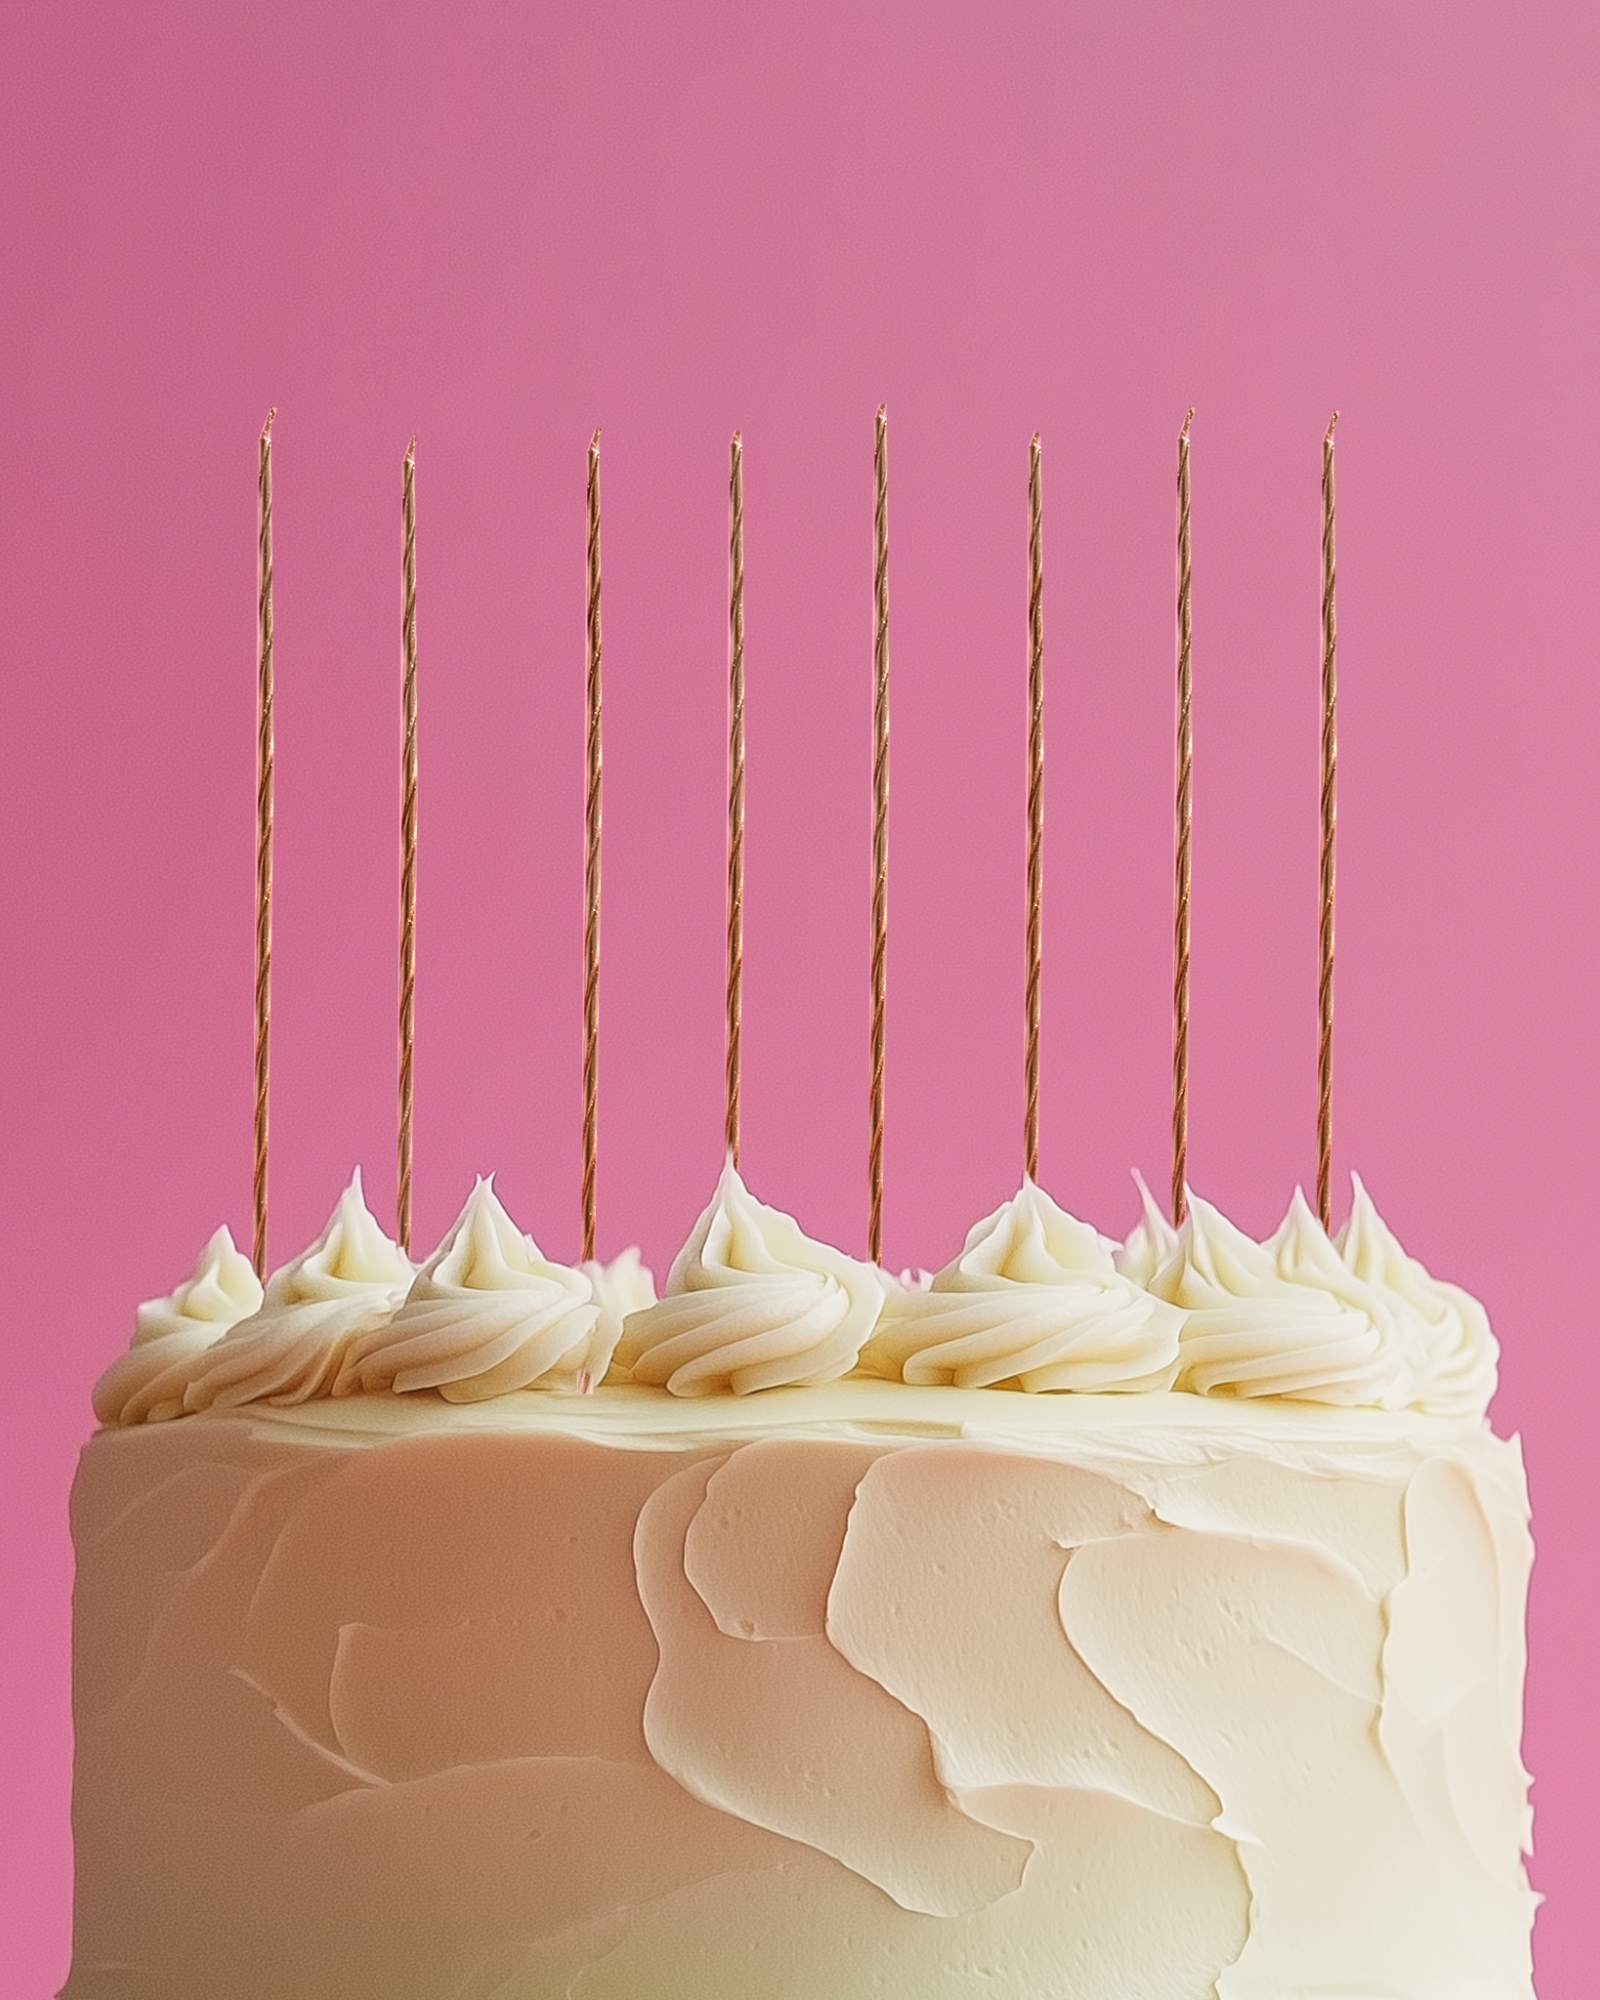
[
  {"left": 616, "top": 1160, "right": 884, "bottom": 1394},
  {"left": 91, "top": 1173, "right": 1498, "bottom": 1422},
  {"left": 1149, "top": 1190, "right": 1412, "bottom": 1407},
  {"left": 1338, "top": 1172, "right": 1499, "bottom": 1419},
  {"left": 1139, "top": 1184, "right": 1500, "bottom": 1417},
  {"left": 66, "top": 1388, "right": 1535, "bottom": 2000},
  {"left": 335, "top": 1179, "right": 626, "bottom": 1400},
  {"left": 92, "top": 1227, "right": 263, "bottom": 1427},
  {"left": 182, "top": 1172, "right": 414, "bottom": 1411},
  {"left": 861, "top": 1178, "right": 1181, "bottom": 1391},
  {"left": 581, "top": 1245, "right": 657, "bottom": 1369}
]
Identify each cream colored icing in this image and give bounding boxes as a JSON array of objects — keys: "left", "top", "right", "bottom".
[
  {"left": 1338, "top": 1171, "right": 1499, "bottom": 1419},
  {"left": 1112, "top": 1168, "right": 1180, "bottom": 1288},
  {"left": 615, "top": 1160, "right": 884, "bottom": 1394},
  {"left": 66, "top": 1389, "right": 1534, "bottom": 1999},
  {"left": 860, "top": 1178, "right": 1181, "bottom": 1391},
  {"left": 1149, "top": 1187, "right": 1422, "bottom": 1408},
  {"left": 94, "top": 1172, "right": 1495, "bottom": 1422},
  {"left": 582, "top": 1244, "right": 657, "bottom": 1371},
  {"left": 334, "top": 1178, "right": 620, "bottom": 1401},
  {"left": 91, "top": 1226, "right": 263, "bottom": 1426},
  {"left": 181, "top": 1171, "right": 413, "bottom": 1412}
]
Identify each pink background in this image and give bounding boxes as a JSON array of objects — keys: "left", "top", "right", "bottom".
[{"left": 2, "top": 2, "right": 1595, "bottom": 1991}]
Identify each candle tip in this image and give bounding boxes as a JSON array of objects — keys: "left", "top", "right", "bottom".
[
  {"left": 1031, "top": 431, "right": 1041, "bottom": 451},
  {"left": 1180, "top": 408, "right": 1194, "bottom": 441},
  {"left": 876, "top": 403, "right": 887, "bottom": 425},
  {"left": 731, "top": 429, "right": 742, "bottom": 451},
  {"left": 589, "top": 427, "right": 602, "bottom": 455},
  {"left": 405, "top": 435, "right": 416, "bottom": 464},
  {"left": 261, "top": 408, "right": 276, "bottom": 440},
  {"left": 1325, "top": 410, "right": 1340, "bottom": 444}
]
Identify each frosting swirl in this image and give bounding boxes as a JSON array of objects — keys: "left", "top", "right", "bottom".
[
  {"left": 1336, "top": 1173, "right": 1497, "bottom": 1420},
  {"left": 582, "top": 1245, "right": 657, "bottom": 1374},
  {"left": 860, "top": 1179, "right": 1181, "bottom": 1392},
  {"left": 335, "top": 1177, "right": 614, "bottom": 1400},
  {"left": 93, "top": 1226, "right": 264, "bottom": 1426},
  {"left": 1149, "top": 1188, "right": 1419, "bottom": 1408},
  {"left": 1112, "top": 1170, "right": 1180, "bottom": 1290},
  {"left": 183, "top": 1171, "right": 413, "bottom": 1411},
  {"left": 615, "top": 1161, "right": 883, "bottom": 1395}
]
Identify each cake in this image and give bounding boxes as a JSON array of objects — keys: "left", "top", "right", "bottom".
[
  {"left": 69, "top": 406, "right": 1533, "bottom": 1997},
  {"left": 67, "top": 1161, "right": 1536, "bottom": 1999}
]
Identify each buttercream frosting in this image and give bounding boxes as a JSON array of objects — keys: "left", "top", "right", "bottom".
[
  {"left": 66, "top": 1388, "right": 1535, "bottom": 1999},
  {"left": 335, "top": 1177, "right": 620, "bottom": 1400},
  {"left": 860, "top": 1178, "right": 1181, "bottom": 1391},
  {"left": 182, "top": 1171, "right": 413, "bottom": 1411},
  {"left": 1146, "top": 1188, "right": 1419, "bottom": 1408},
  {"left": 91, "top": 1226, "right": 263, "bottom": 1426},
  {"left": 615, "top": 1160, "right": 884, "bottom": 1395},
  {"left": 1112, "top": 1169, "right": 1180, "bottom": 1289},
  {"left": 1337, "top": 1172, "right": 1498, "bottom": 1420},
  {"left": 582, "top": 1244, "right": 657, "bottom": 1365}
]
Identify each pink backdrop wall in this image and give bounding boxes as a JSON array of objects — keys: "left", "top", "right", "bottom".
[{"left": 2, "top": 2, "right": 1595, "bottom": 1991}]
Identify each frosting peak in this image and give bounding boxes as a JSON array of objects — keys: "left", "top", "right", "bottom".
[
  {"left": 183, "top": 1171, "right": 414, "bottom": 1411},
  {"left": 92, "top": 1226, "right": 264, "bottom": 1427},
  {"left": 615, "top": 1160, "right": 884, "bottom": 1395},
  {"left": 335, "top": 1177, "right": 624, "bottom": 1400},
  {"left": 861, "top": 1179, "right": 1181, "bottom": 1392},
  {"left": 1336, "top": 1173, "right": 1498, "bottom": 1419},
  {"left": 1149, "top": 1187, "right": 1426, "bottom": 1410}
]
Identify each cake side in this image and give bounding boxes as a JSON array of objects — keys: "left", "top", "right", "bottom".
[{"left": 66, "top": 1389, "right": 1535, "bottom": 2000}]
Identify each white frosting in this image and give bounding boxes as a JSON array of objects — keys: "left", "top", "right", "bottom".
[
  {"left": 92, "top": 1226, "right": 263, "bottom": 1426},
  {"left": 1337, "top": 1173, "right": 1499, "bottom": 1420},
  {"left": 615, "top": 1160, "right": 884, "bottom": 1395},
  {"left": 582, "top": 1245, "right": 657, "bottom": 1372},
  {"left": 1134, "top": 1183, "right": 1498, "bottom": 1420},
  {"left": 1112, "top": 1169, "right": 1180, "bottom": 1289},
  {"left": 96, "top": 1171, "right": 1496, "bottom": 1422},
  {"left": 1149, "top": 1189, "right": 1421, "bottom": 1408},
  {"left": 860, "top": 1179, "right": 1181, "bottom": 1391},
  {"left": 335, "top": 1178, "right": 615, "bottom": 1400},
  {"left": 182, "top": 1171, "right": 413, "bottom": 1411},
  {"left": 67, "top": 1388, "right": 1535, "bottom": 1999}
]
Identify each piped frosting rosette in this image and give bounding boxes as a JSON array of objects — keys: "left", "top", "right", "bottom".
[
  {"left": 1336, "top": 1172, "right": 1498, "bottom": 1419},
  {"left": 92, "top": 1226, "right": 264, "bottom": 1426},
  {"left": 335, "top": 1177, "right": 638, "bottom": 1400},
  {"left": 183, "top": 1171, "right": 414, "bottom": 1411},
  {"left": 1148, "top": 1186, "right": 1423, "bottom": 1408},
  {"left": 615, "top": 1160, "right": 884, "bottom": 1395},
  {"left": 860, "top": 1179, "right": 1182, "bottom": 1392}
]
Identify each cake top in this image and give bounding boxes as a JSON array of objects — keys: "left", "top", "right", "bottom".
[{"left": 93, "top": 1164, "right": 1498, "bottom": 1428}]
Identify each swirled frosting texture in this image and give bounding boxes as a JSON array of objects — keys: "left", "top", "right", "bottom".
[
  {"left": 1144, "top": 1184, "right": 1496, "bottom": 1417},
  {"left": 1337, "top": 1173, "right": 1498, "bottom": 1419},
  {"left": 1112, "top": 1172, "right": 1180, "bottom": 1291},
  {"left": 183, "top": 1171, "right": 413, "bottom": 1411},
  {"left": 582, "top": 1245, "right": 657, "bottom": 1369},
  {"left": 615, "top": 1161, "right": 883, "bottom": 1395},
  {"left": 92, "top": 1226, "right": 263, "bottom": 1426},
  {"left": 1150, "top": 1189, "right": 1416, "bottom": 1406},
  {"left": 860, "top": 1180, "right": 1181, "bottom": 1392},
  {"left": 336, "top": 1178, "right": 615, "bottom": 1400}
]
